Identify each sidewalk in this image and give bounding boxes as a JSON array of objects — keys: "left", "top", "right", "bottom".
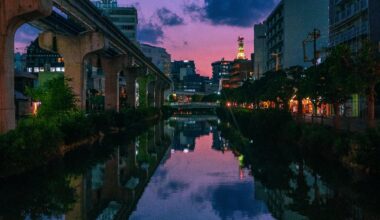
[{"left": 295, "top": 115, "right": 374, "bottom": 132}]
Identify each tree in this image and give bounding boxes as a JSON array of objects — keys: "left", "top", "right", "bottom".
[
  {"left": 261, "top": 70, "right": 294, "bottom": 110},
  {"left": 323, "top": 45, "right": 359, "bottom": 129},
  {"left": 287, "top": 66, "right": 307, "bottom": 118},
  {"left": 27, "top": 76, "right": 77, "bottom": 118},
  {"left": 355, "top": 41, "right": 380, "bottom": 128}
]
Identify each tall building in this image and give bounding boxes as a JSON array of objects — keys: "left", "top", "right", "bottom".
[
  {"left": 254, "top": 0, "right": 329, "bottom": 72},
  {"left": 329, "top": 0, "right": 380, "bottom": 52},
  {"left": 211, "top": 58, "right": 232, "bottom": 83},
  {"left": 253, "top": 24, "right": 267, "bottom": 79},
  {"left": 237, "top": 37, "right": 247, "bottom": 60},
  {"left": 140, "top": 44, "right": 171, "bottom": 77},
  {"left": 93, "top": 0, "right": 138, "bottom": 43},
  {"left": 228, "top": 59, "right": 254, "bottom": 89},
  {"left": 171, "top": 60, "right": 196, "bottom": 83}
]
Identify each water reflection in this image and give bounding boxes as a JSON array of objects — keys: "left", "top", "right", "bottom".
[
  {"left": 0, "top": 121, "right": 171, "bottom": 220},
  {"left": 130, "top": 117, "right": 274, "bottom": 220},
  {"left": 1, "top": 117, "right": 379, "bottom": 219}
]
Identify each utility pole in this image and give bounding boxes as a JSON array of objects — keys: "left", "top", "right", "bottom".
[{"left": 303, "top": 28, "right": 321, "bottom": 67}]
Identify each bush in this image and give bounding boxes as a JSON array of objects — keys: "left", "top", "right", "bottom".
[
  {"left": 56, "top": 111, "right": 93, "bottom": 144},
  {"left": 0, "top": 118, "right": 63, "bottom": 173},
  {"left": 349, "top": 128, "right": 380, "bottom": 172}
]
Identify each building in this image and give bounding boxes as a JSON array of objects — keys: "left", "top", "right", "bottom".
[
  {"left": 228, "top": 59, "right": 254, "bottom": 89},
  {"left": 211, "top": 58, "right": 232, "bottom": 84},
  {"left": 171, "top": 60, "right": 196, "bottom": 83},
  {"left": 224, "top": 37, "right": 254, "bottom": 89},
  {"left": 254, "top": 0, "right": 329, "bottom": 72},
  {"left": 25, "top": 39, "right": 65, "bottom": 75},
  {"left": 93, "top": 0, "right": 138, "bottom": 43},
  {"left": 253, "top": 24, "right": 267, "bottom": 79},
  {"left": 329, "top": 0, "right": 380, "bottom": 52},
  {"left": 140, "top": 43, "right": 171, "bottom": 77}
]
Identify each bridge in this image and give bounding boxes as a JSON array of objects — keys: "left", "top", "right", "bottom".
[
  {"left": 0, "top": 0, "right": 172, "bottom": 133},
  {"left": 169, "top": 102, "right": 220, "bottom": 110}
]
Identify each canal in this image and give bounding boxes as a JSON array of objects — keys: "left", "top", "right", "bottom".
[{"left": 0, "top": 116, "right": 379, "bottom": 219}]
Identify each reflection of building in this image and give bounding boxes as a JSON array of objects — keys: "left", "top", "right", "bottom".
[
  {"left": 140, "top": 44, "right": 171, "bottom": 77},
  {"left": 93, "top": 0, "right": 138, "bottom": 43},
  {"left": 170, "top": 119, "right": 213, "bottom": 152},
  {"left": 253, "top": 0, "right": 329, "bottom": 72},
  {"left": 65, "top": 122, "right": 169, "bottom": 219}
]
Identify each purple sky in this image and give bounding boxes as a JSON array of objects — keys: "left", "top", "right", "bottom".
[{"left": 15, "top": 0, "right": 280, "bottom": 77}]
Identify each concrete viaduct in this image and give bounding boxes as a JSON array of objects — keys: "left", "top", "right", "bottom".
[{"left": 0, "top": 0, "right": 172, "bottom": 133}]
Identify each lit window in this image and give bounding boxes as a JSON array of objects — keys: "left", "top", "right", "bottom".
[
  {"left": 34, "top": 67, "right": 40, "bottom": 72},
  {"left": 50, "top": 67, "right": 56, "bottom": 72}
]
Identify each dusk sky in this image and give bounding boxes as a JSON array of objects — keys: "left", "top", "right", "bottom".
[{"left": 15, "top": 0, "right": 280, "bottom": 77}]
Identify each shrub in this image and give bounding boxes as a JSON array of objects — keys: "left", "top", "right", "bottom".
[{"left": 56, "top": 111, "right": 93, "bottom": 144}]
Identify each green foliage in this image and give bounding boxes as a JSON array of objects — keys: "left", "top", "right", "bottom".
[
  {"left": 27, "top": 76, "right": 77, "bottom": 118},
  {"left": 56, "top": 111, "right": 93, "bottom": 144},
  {"left": 0, "top": 118, "right": 63, "bottom": 174},
  {"left": 349, "top": 128, "right": 380, "bottom": 172}
]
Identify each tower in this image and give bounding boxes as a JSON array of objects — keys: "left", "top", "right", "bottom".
[{"left": 236, "top": 36, "right": 246, "bottom": 60}]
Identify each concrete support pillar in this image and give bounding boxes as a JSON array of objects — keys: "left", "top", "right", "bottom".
[
  {"left": 154, "top": 81, "right": 164, "bottom": 108},
  {"left": 101, "top": 55, "right": 128, "bottom": 112},
  {"left": 124, "top": 70, "right": 137, "bottom": 108},
  {"left": 39, "top": 31, "right": 107, "bottom": 109},
  {"left": 0, "top": 0, "right": 52, "bottom": 133}
]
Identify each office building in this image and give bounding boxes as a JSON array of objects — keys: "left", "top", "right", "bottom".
[
  {"left": 93, "top": 0, "right": 138, "bottom": 43},
  {"left": 253, "top": 24, "right": 267, "bottom": 78},
  {"left": 329, "top": 0, "right": 380, "bottom": 52},
  {"left": 171, "top": 60, "right": 196, "bottom": 83},
  {"left": 254, "top": 0, "right": 329, "bottom": 72},
  {"left": 140, "top": 43, "right": 171, "bottom": 77},
  {"left": 211, "top": 58, "right": 232, "bottom": 83}
]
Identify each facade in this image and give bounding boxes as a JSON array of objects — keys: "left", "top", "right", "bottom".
[
  {"left": 329, "top": 0, "right": 380, "bottom": 52},
  {"left": 253, "top": 24, "right": 267, "bottom": 78},
  {"left": 25, "top": 40, "right": 65, "bottom": 75},
  {"left": 140, "top": 43, "right": 171, "bottom": 77},
  {"left": 254, "top": 0, "right": 329, "bottom": 72},
  {"left": 228, "top": 59, "right": 254, "bottom": 89},
  {"left": 211, "top": 58, "right": 232, "bottom": 83},
  {"left": 171, "top": 60, "right": 196, "bottom": 83},
  {"left": 93, "top": 0, "right": 138, "bottom": 43}
]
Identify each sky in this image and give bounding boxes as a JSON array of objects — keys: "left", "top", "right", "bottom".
[{"left": 15, "top": 0, "right": 280, "bottom": 77}]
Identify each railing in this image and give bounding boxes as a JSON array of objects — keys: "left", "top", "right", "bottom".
[
  {"left": 169, "top": 102, "right": 220, "bottom": 109},
  {"left": 296, "top": 115, "right": 376, "bottom": 132}
]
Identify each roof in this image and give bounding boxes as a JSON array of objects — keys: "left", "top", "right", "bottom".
[
  {"left": 15, "top": 71, "right": 37, "bottom": 79},
  {"left": 15, "top": 90, "right": 29, "bottom": 100}
]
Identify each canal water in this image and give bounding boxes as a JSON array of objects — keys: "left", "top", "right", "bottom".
[{"left": 0, "top": 116, "right": 379, "bottom": 219}]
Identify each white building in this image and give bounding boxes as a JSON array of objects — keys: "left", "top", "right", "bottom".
[
  {"left": 140, "top": 43, "right": 171, "bottom": 77},
  {"left": 253, "top": 24, "right": 267, "bottom": 79},
  {"left": 254, "top": 0, "right": 329, "bottom": 72}
]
